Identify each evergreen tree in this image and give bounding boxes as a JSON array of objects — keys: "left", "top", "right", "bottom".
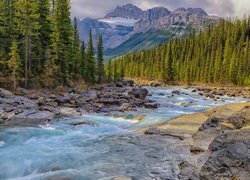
[
  {"left": 54, "top": 0, "right": 72, "bottom": 85},
  {"left": 37, "top": 0, "right": 51, "bottom": 72},
  {"left": 97, "top": 33, "right": 104, "bottom": 83},
  {"left": 85, "top": 30, "right": 96, "bottom": 84},
  {"left": 8, "top": 40, "right": 21, "bottom": 90},
  {"left": 14, "top": 0, "right": 40, "bottom": 88},
  {"left": 80, "top": 41, "right": 86, "bottom": 79},
  {"left": 71, "top": 17, "right": 81, "bottom": 79},
  {"left": 108, "top": 18, "right": 250, "bottom": 86}
]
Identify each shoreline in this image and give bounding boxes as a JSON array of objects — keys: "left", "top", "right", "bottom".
[
  {"left": 142, "top": 101, "right": 250, "bottom": 179},
  {"left": 0, "top": 82, "right": 249, "bottom": 179}
]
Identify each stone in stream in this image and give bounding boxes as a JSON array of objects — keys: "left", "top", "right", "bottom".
[
  {"left": 172, "top": 90, "right": 181, "bottom": 95},
  {"left": 69, "top": 120, "right": 95, "bottom": 126},
  {"left": 144, "top": 103, "right": 159, "bottom": 109},
  {"left": 128, "top": 88, "right": 149, "bottom": 99}
]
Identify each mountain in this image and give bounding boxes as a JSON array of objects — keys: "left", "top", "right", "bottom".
[
  {"left": 77, "top": 4, "right": 220, "bottom": 59},
  {"left": 104, "top": 3, "right": 143, "bottom": 19}
]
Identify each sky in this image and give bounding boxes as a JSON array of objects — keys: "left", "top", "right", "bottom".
[{"left": 71, "top": 0, "right": 250, "bottom": 19}]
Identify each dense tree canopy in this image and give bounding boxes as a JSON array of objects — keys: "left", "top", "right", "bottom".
[
  {"left": 0, "top": 0, "right": 105, "bottom": 88},
  {"left": 108, "top": 18, "right": 250, "bottom": 86}
]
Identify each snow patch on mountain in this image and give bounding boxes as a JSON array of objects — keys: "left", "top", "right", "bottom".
[{"left": 98, "top": 17, "right": 139, "bottom": 27}]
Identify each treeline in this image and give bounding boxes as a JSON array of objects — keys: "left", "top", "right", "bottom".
[
  {"left": 0, "top": 0, "right": 105, "bottom": 89},
  {"left": 108, "top": 18, "right": 250, "bottom": 86}
]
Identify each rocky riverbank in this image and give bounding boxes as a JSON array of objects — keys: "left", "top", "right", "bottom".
[
  {"left": 131, "top": 78, "right": 250, "bottom": 99},
  {"left": 143, "top": 102, "right": 250, "bottom": 179},
  {"left": 0, "top": 81, "right": 159, "bottom": 126}
]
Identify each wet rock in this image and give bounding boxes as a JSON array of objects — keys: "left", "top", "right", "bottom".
[
  {"left": 95, "top": 98, "right": 127, "bottom": 105},
  {"left": 69, "top": 120, "right": 92, "bottom": 126},
  {"left": 121, "top": 103, "right": 133, "bottom": 110},
  {"left": 113, "top": 176, "right": 132, "bottom": 180},
  {"left": 128, "top": 88, "right": 148, "bottom": 99},
  {"left": 172, "top": 90, "right": 181, "bottom": 95},
  {"left": 0, "top": 88, "right": 13, "bottom": 98},
  {"left": 124, "top": 80, "right": 134, "bottom": 87},
  {"left": 180, "top": 102, "right": 190, "bottom": 107},
  {"left": 3, "top": 110, "right": 54, "bottom": 126},
  {"left": 115, "top": 82, "right": 123, "bottom": 87},
  {"left": 58, "top": 107, "right": 81, "bottom": 116},
  {"left": 144, "top": 103, "right": 159, "bottom": 109},
  {"left": 150, "top": 83, "right": 161, "bottom": 87},
  {"left": 46, "top": 101, "right": 58, "bottom": 107},
  {"left": 38, "top": 97, "right": 47, "bottom": 106}
]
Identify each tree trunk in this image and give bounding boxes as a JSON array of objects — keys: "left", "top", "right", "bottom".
[
  {"left": 25, "top": 34, "right": 28, "bottom": 88},
  {"left": 13, "top": 72, "right": 16, "bottom": 90}
]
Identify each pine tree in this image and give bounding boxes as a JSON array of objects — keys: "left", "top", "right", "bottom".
[
  {"left": 97, "top": 33, "right": 104, "bottom": 83},
  {"left": 71, "top": 17, "right": 81, "bottom": 79},
  {"left": 85, "top": 30, "right": 96, "bottom": 84},
  {"left": 107, "top": 59, "right": 112, "bottom": 81},
  {"left": 14, "top": 0, "right": 40, "bottom": 88},
  {"left": 43, "top": 12, "right": 60, "bottom": 87},
  {"left": 37, "top": 0, "right": 51, "bottom": 72},
  {"left": 54, "top": 0, "right": 72, "bottom": 85},
  {"left": 8, "top": 40, "right": 21, "bottom": 90},
  {"left": 80, "top": 41, "right": 86, "bottom": 79}
]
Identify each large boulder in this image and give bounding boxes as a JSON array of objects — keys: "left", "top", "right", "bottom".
[
  {"left": 0, "top": 88, "right": 13, "bottom": 98},
  {"left": 199, "top": 131, "right": 250, "bottom": 180},
  {"left": 128, "top": 88, "right": 149, "bottom": 99},
  {"left": 3, "top": 110, "right": 54, "bottom": 126}
]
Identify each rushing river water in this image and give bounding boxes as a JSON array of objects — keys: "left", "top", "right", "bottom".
[{"left": 0, "top": 87, "right": 246, "bottom": 180}]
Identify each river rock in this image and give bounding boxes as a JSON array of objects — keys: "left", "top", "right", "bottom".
[
  {"left": 199, "top": 130, "right": 250, "bottom": 180},
  {"left": 69, "top": 120, "right": 93, "bottom": 126},
  {"left": 128, "top": 88, "right": 148, "bottom": 99},
  {"left": 0, "top": 88, "right": 13, "bottom": 98},
  {"left": 121, "top": 103, "right": 133, "bottom": 110},
  {"left": 145, "top": 103, "right": 159, "bottom": 109},
  {"left": 15, "top": 87, "right": 28, "bottom": 96},
  {"left": 180, "top": 102, "right": 190, "bottom": 107},
  {"left": 172, "top": 90, "right": 181, "bottom": 95}
]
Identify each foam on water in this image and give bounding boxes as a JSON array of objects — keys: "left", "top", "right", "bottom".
[{"left": 0, "top": 87, "right": 246, "bottom": 179}]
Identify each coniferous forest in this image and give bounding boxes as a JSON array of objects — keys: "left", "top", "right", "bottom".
[
  {"left": 108, "top": 18, "right": 250, "bottom": 86},
  {"left": 0, "top": 0, "right": 104, "bottom": 89}
]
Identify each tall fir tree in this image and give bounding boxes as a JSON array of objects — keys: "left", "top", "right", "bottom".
[
  {"left": 14, "top": 0, "right": 40, "bottom": 88},
  {"left": 54, "top": 0, "right": 72, "bottom": 85},
  {"left": 97, "top": 33, "right": 104, "bottom": 83},
  {"left": 80, "top": 41, "right": 86, "bottom": 79},
  {"left": 85, "top": 30, "right": 96, "bottom": 84},
  {"left": 8, "top": 40, "right": 21, "bottom": 90}
]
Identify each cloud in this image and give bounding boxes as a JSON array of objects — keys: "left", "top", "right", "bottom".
[{"left": 70, "top": 0, "right": 250, "bottom": 19}]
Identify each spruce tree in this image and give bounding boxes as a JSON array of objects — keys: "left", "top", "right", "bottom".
[
  {"left": 97, "top": 33, "right": 104, "bottom": 83},
  {"left": 8, "top": 40, "right": 21, "bottom": 90},
  {"left": 85, "top": 30, "right": 96, "bottom": 84},
  {"left": 80, "top": 41, "right": 86, "bottom": 79},
  {"left": 37, "top": 0, "right": 51, "bottom": 72},
  {"left": 54, "top": 0, "right": 72, "bottom": 85},
  {"left": 71, "top": 17, "right": 81, "bottom": 79},
  {"left": 14, "top": 0, "right": 40, "bottom": 88}
]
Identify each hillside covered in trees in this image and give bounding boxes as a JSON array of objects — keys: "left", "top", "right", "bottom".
[
  {"left": 108, "top": 18, "right": 250, "bottom": 86},
  {"left": 0, "top": 0, "right": 104, "bottom": 89}
]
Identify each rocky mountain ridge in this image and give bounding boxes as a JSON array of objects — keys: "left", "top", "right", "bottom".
[{"left": 77, "top": 4, "right": 220, "bottom": 55}]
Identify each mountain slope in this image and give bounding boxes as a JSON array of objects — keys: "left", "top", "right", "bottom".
[{"left": 77, "top": 4, "right": 220, "bottom": 58}]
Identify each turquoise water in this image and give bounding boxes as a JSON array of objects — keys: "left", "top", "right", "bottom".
[{"left": 0, "top": 87, "right": 246, "bottom": 180}]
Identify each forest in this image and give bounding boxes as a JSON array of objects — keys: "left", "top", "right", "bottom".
[
  {"left": 108, "top": 18, "right": 250, "bottom": 86},
  {"left": 0, "top": 0, "right": 104, "bottom": 89}
]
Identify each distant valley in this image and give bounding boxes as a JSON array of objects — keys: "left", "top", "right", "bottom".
[{"left": 77, "top": 3, "right": 220, "bottom": 59}]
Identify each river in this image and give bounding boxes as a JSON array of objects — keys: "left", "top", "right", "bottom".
[{"left": 0, "top": 87, "right": 246, "bottom": 180}]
